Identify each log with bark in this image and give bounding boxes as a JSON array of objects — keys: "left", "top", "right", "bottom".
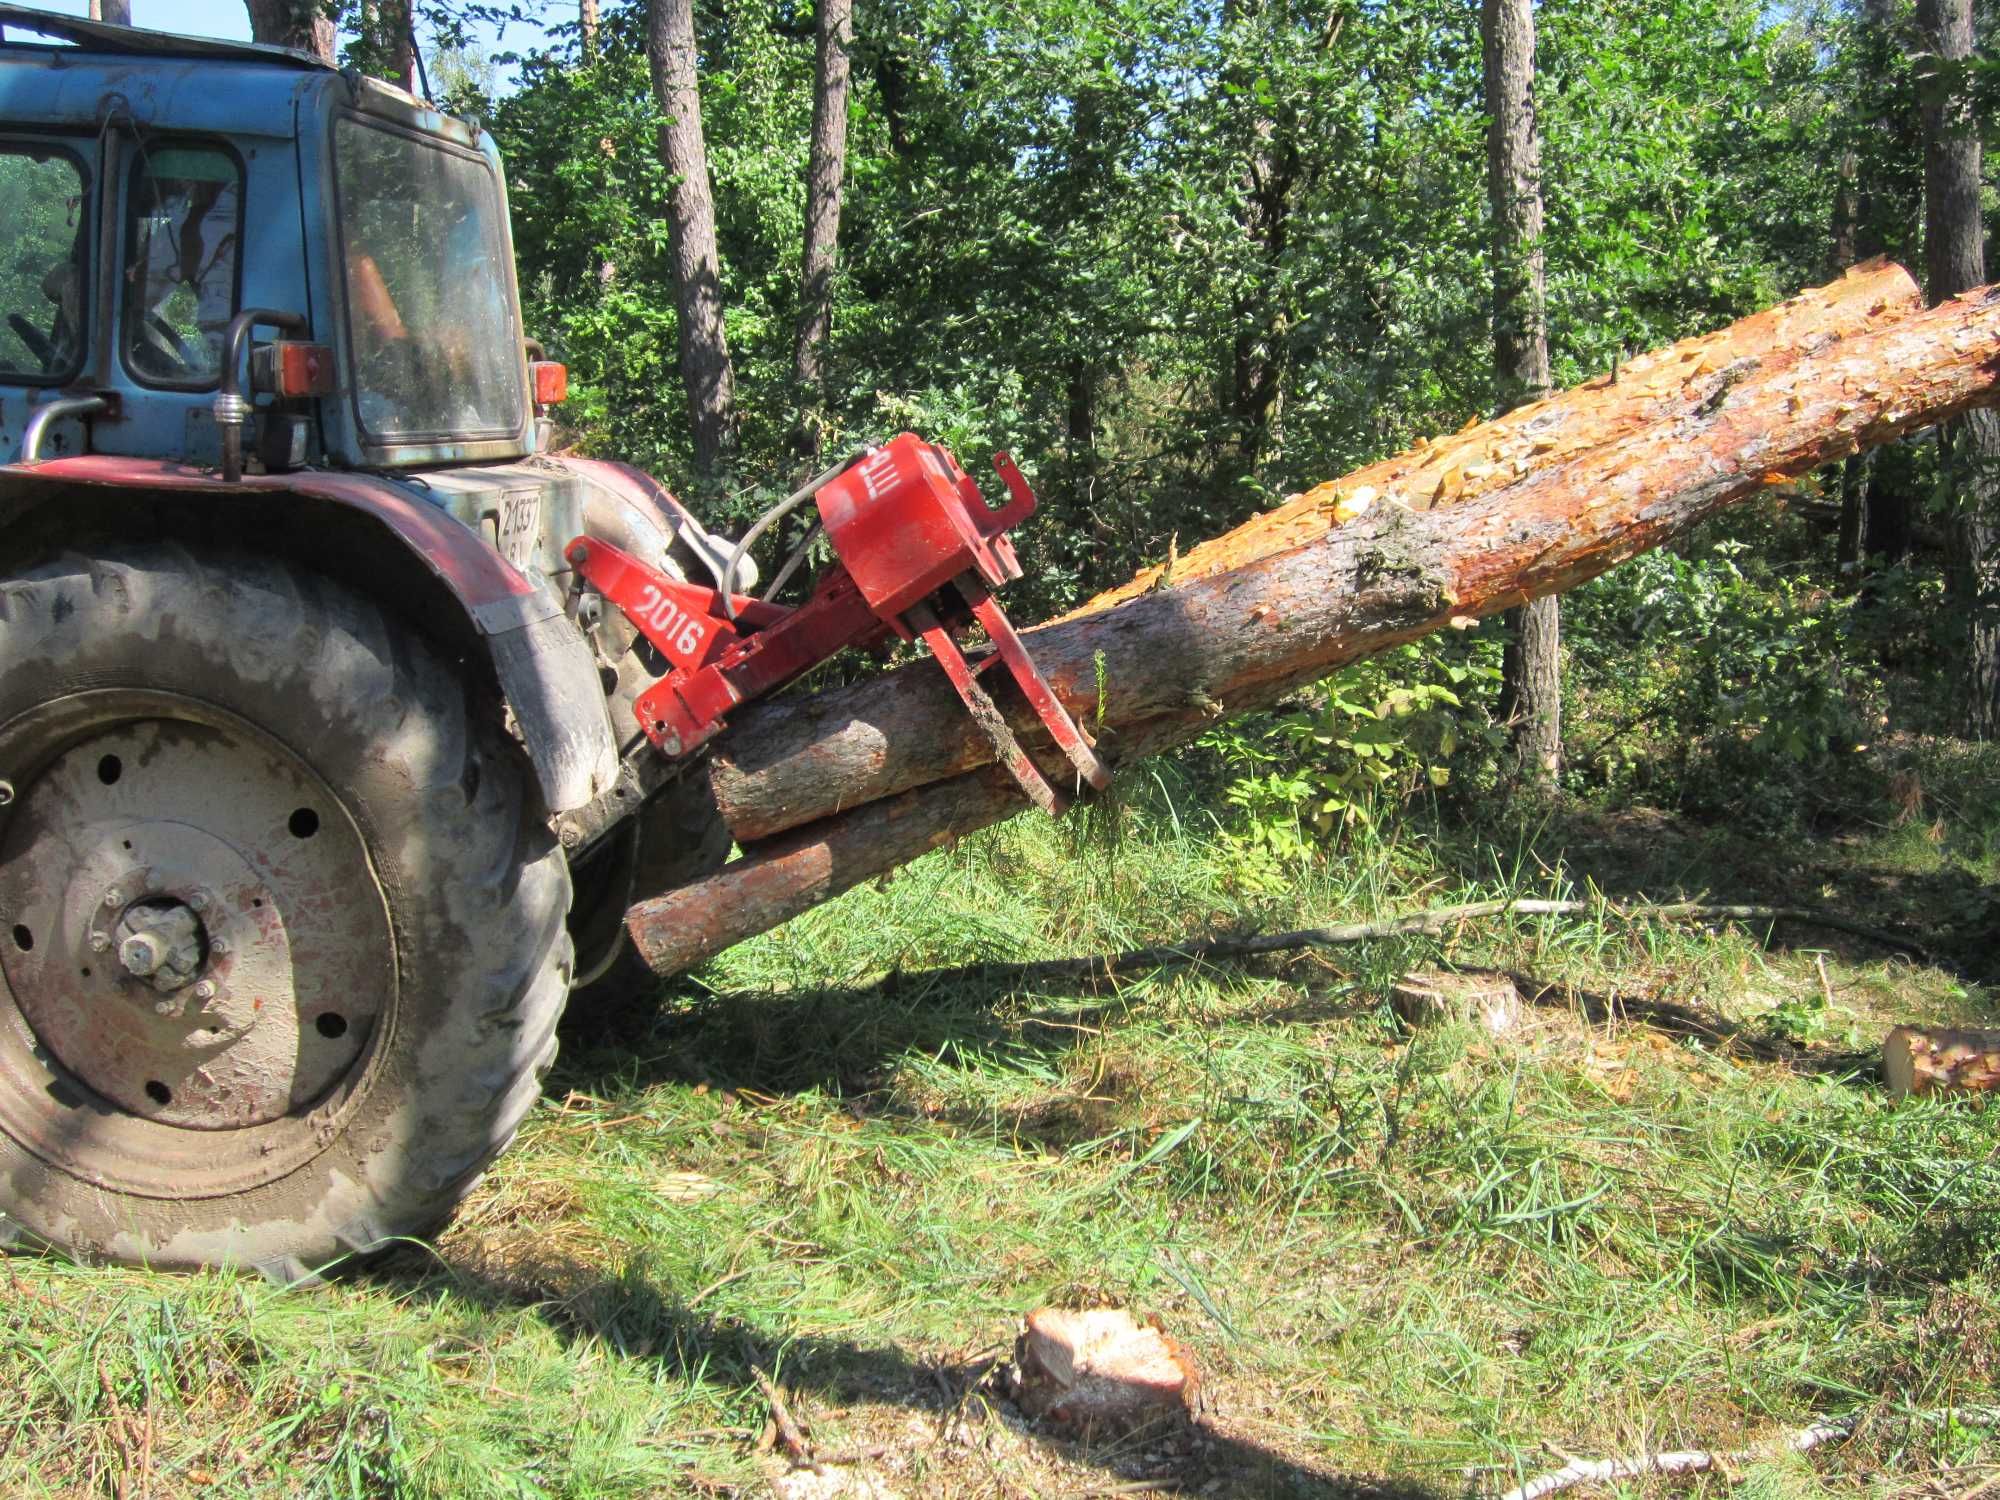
[{"left": 624, "top": 264, "right": 2000, "bottom": 977}]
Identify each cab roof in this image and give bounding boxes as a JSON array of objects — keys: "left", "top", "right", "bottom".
[{"left": 0, "top": 3, "right": 334, "bottom": 71}]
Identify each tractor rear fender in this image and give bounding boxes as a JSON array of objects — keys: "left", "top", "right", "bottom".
[{"left": 0, "top": 457, "right": 621, "bottom": 820}]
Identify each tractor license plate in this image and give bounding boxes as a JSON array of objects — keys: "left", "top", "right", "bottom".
[{"left": 497, "top": 491, "right": 542, "bottom": 571}]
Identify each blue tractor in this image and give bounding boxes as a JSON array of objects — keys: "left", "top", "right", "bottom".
[{"left": 0, "top": 7, "right": 753, "bottom": 1275}]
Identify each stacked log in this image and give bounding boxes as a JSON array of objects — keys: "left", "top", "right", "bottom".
[{"left": 625, "top": 266, "right": 2000, "bottom": 977}]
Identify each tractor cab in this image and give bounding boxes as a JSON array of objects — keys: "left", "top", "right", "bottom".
[{"left": 0, "top": 3, "right": 548, "bottom": 474}]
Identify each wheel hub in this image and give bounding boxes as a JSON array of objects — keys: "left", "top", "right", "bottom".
[{"left": 0, "top": 714, "right": 391, "bottom": 1139}]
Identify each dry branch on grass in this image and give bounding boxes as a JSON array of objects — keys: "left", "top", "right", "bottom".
[{"left": 1495, "top": 1416, "right": 1854, "bottom": 1500}]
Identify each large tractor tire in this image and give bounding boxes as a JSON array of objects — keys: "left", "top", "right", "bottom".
[{"left": 0, "top": 544, "right": 572, "bottom": 1277}]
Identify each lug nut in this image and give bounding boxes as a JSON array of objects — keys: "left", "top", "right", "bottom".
[
  {"left": 189, "top": 892, "right": 208, "bottom": 912},
  {"left": 193, "top": 980, "right": 216, "bottom": 1002},
  {"left": 102, "top": 889, "right": 123, "bottom": 909},
  {"left": 89, "top": 933, "right": 109, "bottom": 953},
  {"left": 0, "top": 780, "right": 13, "bottom": 806},
  {"left": 210, "top": 937, "right": 230, "bottom": 956},
  {"left": 153, "top": 1000, "right": 176, "bottom": 1016}
]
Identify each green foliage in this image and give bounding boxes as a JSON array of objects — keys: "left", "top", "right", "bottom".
[
  {"left": 472, "top": 0, "right": 1863, "bottom": 606},
  {"left": 1198, "top": 642, "right": 1504, "bottom": 892},
  {"left": 1564, "top": 519, "right": 1884, "bottom": 822}
]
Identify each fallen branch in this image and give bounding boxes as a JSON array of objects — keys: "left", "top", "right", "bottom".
[
  {"left": 904, "top": 897, "right": 1927, "bottom": 985},
  {"left": 750, "top": 1365, "right": 816, "bottom": 1470},
  {"left": 1497, "top": 1416, "right": 1853, "bottom": 1500}
]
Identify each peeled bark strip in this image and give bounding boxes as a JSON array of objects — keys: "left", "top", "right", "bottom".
[
  {"left": 631, "top": 275, "right": 2000, "bottom": 975},
  {"left": 706, "top": 268, "right": 1976, "bottom": 847},
  {"left": 1883, "top": 1025, "right": 2000, "bottom": 1097}
]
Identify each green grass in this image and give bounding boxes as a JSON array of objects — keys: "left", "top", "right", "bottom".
[{"left": 5, "top": 777, "right": 1999, "bottom": 1498}]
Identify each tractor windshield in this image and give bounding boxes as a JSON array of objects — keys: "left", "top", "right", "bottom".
[{"left": 334, "top": 118, "right": 524, "bottom": 443}]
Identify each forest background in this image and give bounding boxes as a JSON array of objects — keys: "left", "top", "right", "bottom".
[{"left": 438, "top": 0, "right": 2000, "bottom": 873}]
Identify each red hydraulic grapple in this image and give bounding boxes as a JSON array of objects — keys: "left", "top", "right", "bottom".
[{"left": 566, "top": 433, "right": 1111, "bottom": 816}]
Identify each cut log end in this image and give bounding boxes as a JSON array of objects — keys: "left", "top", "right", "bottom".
[
  {"left": 1883, "top": 1025, "right": 2000, "bottom": 1097},
  {"left": 1009, "top": 1307, "right": 1199, "bottom": 1433}
]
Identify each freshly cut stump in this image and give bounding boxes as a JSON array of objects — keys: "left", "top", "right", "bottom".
[
  {"left": 1010, "top": 1307, "right": 1199, "bottom": 1432},
  {"left": 1883, "top": 1026, "right": 2000, "bottom": 1097},
  {"left": 1391, "top": 970, "right": 1522, "bottom": 1034}
]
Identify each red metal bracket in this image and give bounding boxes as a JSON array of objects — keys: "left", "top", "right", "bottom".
[{"left": 568, "top": 434, "right": 1112, "bottom": 814}]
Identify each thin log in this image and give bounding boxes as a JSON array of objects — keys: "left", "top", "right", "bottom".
[
  {"left": 1882, "top": 1025, "right": 2000, "bottom": 1096},
  {"left": 632, "top": 275, "right": 2000, "bottom": 975},
  {"left": 706, "top": 264, "right": 1928, "bottom": 845}
]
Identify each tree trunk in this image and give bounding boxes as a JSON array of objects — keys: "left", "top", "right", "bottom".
[
  {"left": 1883, "top": 1026, "right": 2000, "bottom": 1096},
  {"left": 1224, "top": 0, "right": 1293, "bottom": 465},
  {"left": 1484, "top": 0, "right": 1560, "bottom": 786},
  {"left": 624, "top": 267, "right": 2000, "bottom": 974},
  {"left": 243, "top": 0, "right": 335, "bottom": 61},
  {"left": 581, "top": 0, "right": 600, "bottom": 56},
  {"left": 1830, "top": 149, "right": 1876, "bottom": 579},
  {"left": 791, "top": 0, "right": 853, "bottom": 465},
  {"left": 359, "top": 0, "right": 416, "bottom": 89},
  {"left": 1918, "top": 0, "right": 2000, "bottom": 736},
  {"left": 648, "top": 0, "right": 738, "bottom": 478}
]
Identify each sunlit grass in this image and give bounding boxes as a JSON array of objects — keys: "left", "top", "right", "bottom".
[{"left": 3, "top": 772, "right": 1997, "bottom": 1496}]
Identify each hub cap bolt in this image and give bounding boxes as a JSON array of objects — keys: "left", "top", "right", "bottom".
[
  {"left": 153, "top": 1000, "right": 176, "bottom": 1016},
  {"left": 88, "top": 933, "right": 109, "bottom": 953},
  {"left": 120, "top": 933, "right": 166, "bottom": 977},
  {"left": 193, "top": 980, "right": 216, "bottom": 1002},
  {"left": 189, "top": 893, "right": 208, "bottom": 913},
  {"left": 211, "top": 937, "right": 230, "bottom": 956},
  {"left": 102, "top": 890, "right": 123, "bottom": 909}
]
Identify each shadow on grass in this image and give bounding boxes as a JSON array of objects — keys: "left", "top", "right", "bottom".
[
  {"left": 371, "top": 1246, "right": 1443, "bottom": 1500},
  {"left": 1461, "top": 804, "right": 1997, "bottom": 983}
]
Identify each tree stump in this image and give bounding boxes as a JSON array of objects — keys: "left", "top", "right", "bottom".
[
  {"left": 1009, "top": 1307, "right": 1199, "bottom": 1433},
  {"left": 1883, "top": 1025, "right": 2000, "bottom": 1097},
  {"left": 1391, "top": 970, "right": 1522, "bottom": 1034}
]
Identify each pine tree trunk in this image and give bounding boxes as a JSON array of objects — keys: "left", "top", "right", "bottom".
[
  {"left": 1484, "top": 0, "right": 1559, "bottom": 784},
  {"left": 1917, "top": 0, "right": 2000, "bottom": 736},
  {"left": 791, "top": 0, "right": 853, "bottom": 465},
  {"left": 1830, "top": 150, "right": 1875, "bottom": 578},
  {"left": 648, "top": 0, "right": 738, "bottom": 477},
  {"left": 581, "top": 0, "right": 600, "bottom": 56},
  {"left": 243, "top": 0, "right": 335, "bottom": 61},
  {"left": 624, "top": 268, "right": 2000, "bottom": 974}
]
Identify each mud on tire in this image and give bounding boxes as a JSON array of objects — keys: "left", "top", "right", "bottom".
[{"left": 0, "top": 544, "right": 572, "bottom": 1277}]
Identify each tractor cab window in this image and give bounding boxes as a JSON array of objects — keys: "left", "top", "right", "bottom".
[
  {"left": 0, "top": 145, "right": 89, "bottom": 382},
  {"left": 334, "top": 118, "right": 524, "bottom": 443},
  {"left": 122, "top": 145, "right": 243, "bottom": 387}
]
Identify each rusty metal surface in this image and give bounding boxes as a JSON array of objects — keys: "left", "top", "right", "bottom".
[{"left": 0, "top": 691, "right": 394, "bottom": 1195}]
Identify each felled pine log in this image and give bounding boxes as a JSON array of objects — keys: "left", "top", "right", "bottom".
[
  {"left": 1883, "top": 1026, "right": 2000, "bottom": 1097},
  {"left": 624, "top": 266, "right": 2000, "bottom": 977}
]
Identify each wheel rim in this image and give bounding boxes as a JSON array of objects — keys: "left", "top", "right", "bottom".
[{"left": 0, "top": 691, "right": 396, "bottom": 1199}]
